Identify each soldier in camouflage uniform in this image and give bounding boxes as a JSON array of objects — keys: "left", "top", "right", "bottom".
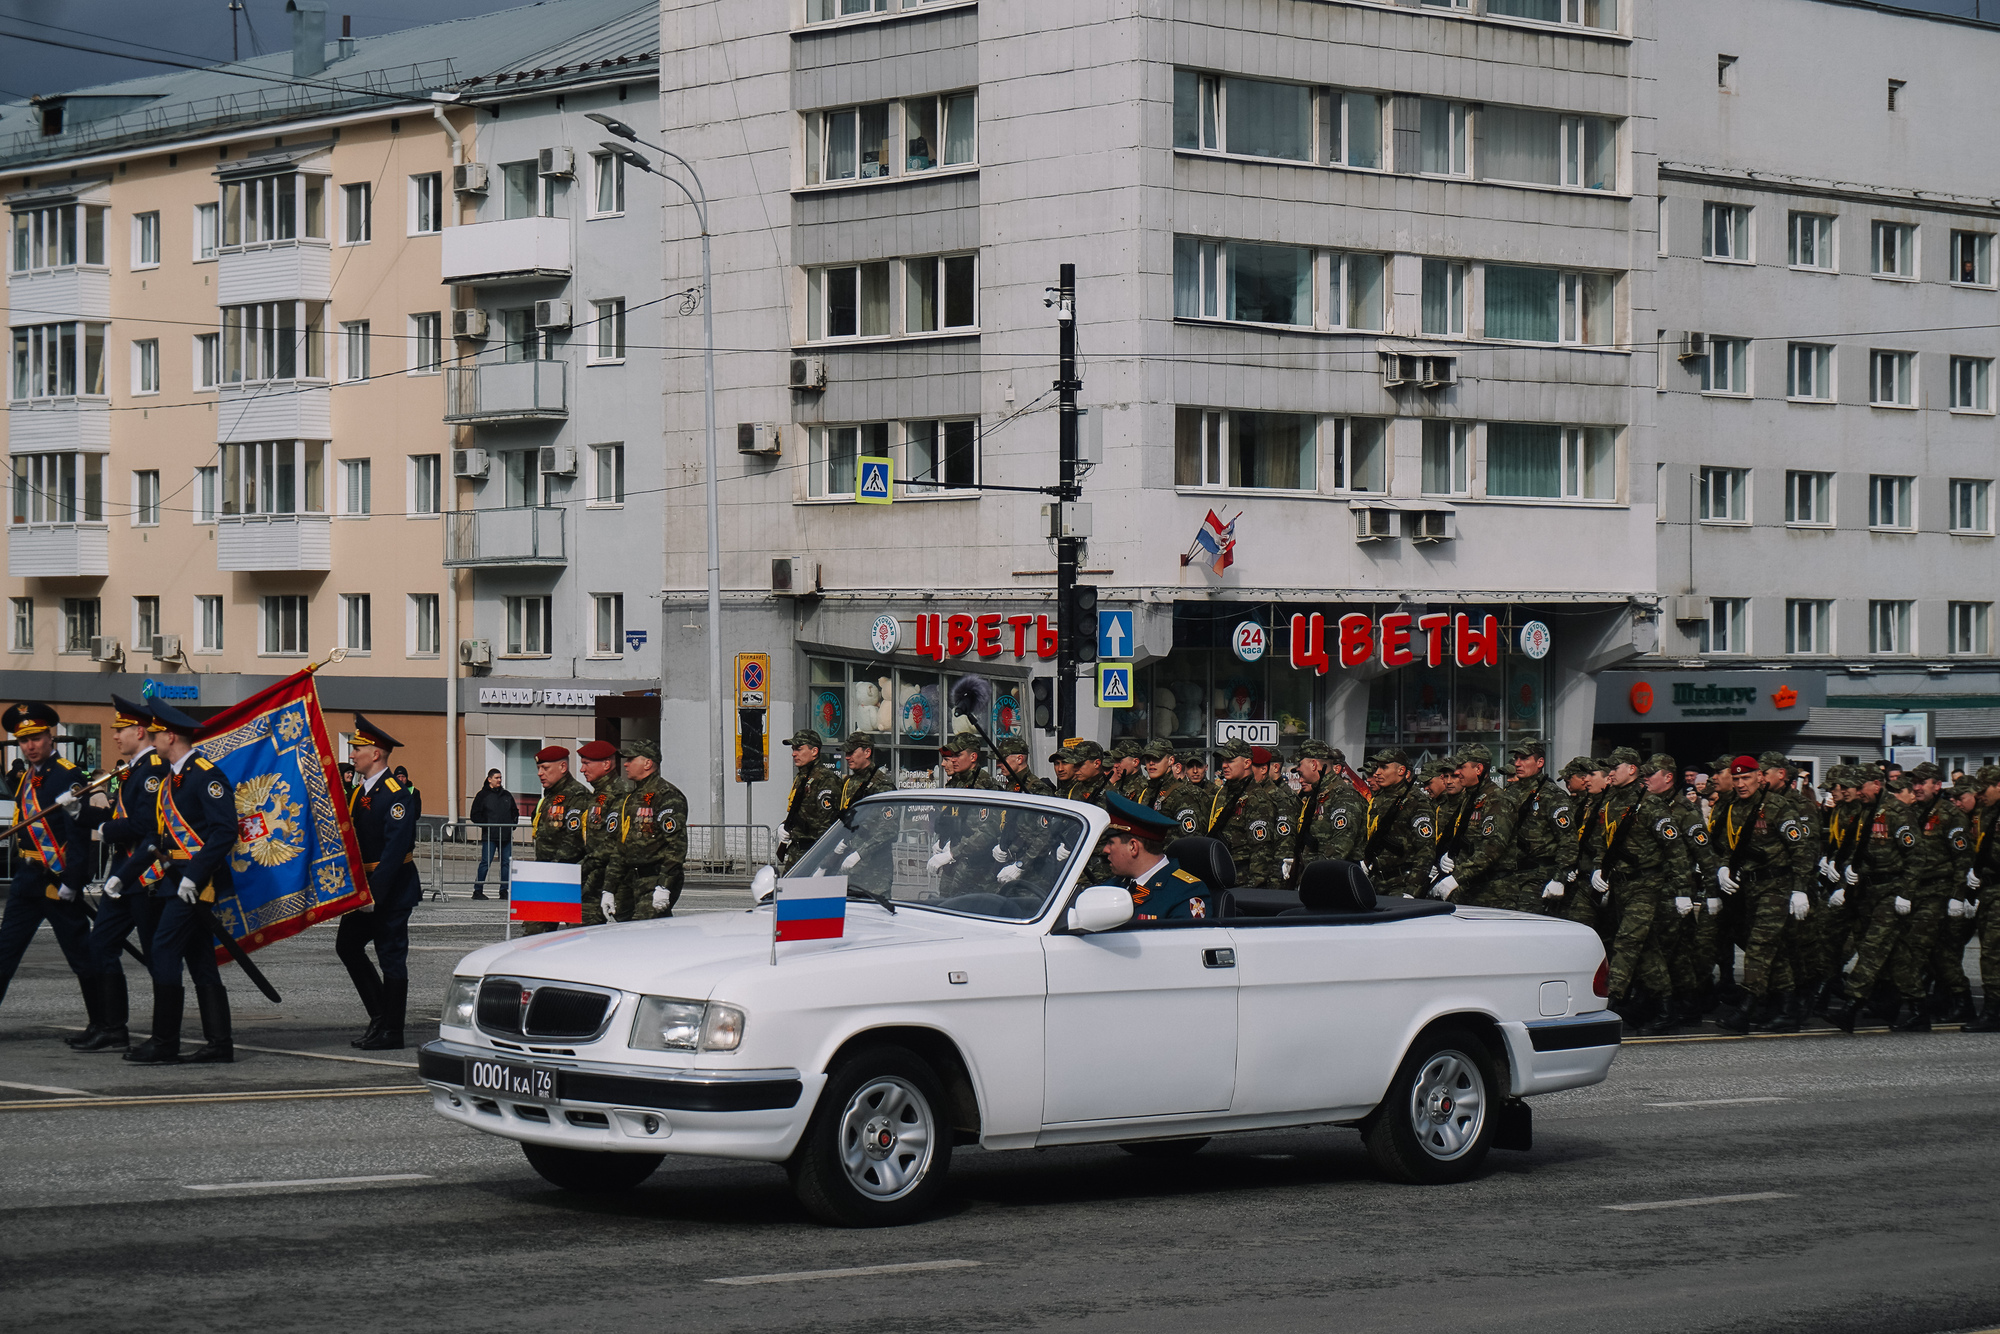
[
  {"left": 577, "top": 739, "right": 633, "bottom": 926},
  {"left": 1583, "top": 752, "right": 1693, "bottom": 1031},
  {"left": 825, "top": 731, "right": 898, "bottom": 888},
  {"left": 1433, "top": 745, "right": 1518, "bottom": 908},
  {"left": 1662, "top": 754, "right": 1725, "bottom": 1020},
  {"left": 928, "top": 733, "right": 1005, "bottom": 898},
  {"left": 778, "top": 729, "right": 841, "bottom": 873},
  {"left": 995, "top": 737, "right": 1054, "bottom": 797},
  {"left": 1284, "top": 741, "right": 1366, "bottom": 889},
  {"left": 1812, "top": 765, "right": 1868, "bottom": 1009},
  {"left": 1965, "top": 766, "right": 2000, "bottom": 1031},
  {"left": 1926, "top": 779, "right": 1982, "bottom": 1024},
  {"left": 1713, "top": 754, "right": 1816, "bottom": 1033},
  {"left": 1108, "top": 740, "right": 1147, "bottom": 800},
  {"left": 1200, "top": 740, "right": 1267, "bottom": 887},
  {"left": 1358, "top": 749, "right": 1438, "bottom": 899},
  {"left": 1504, "top": 742, "right": 1577, "bottom": 916},
  {"left": 612, "top": 740, "right": 688, "bottom": 919},
  {"left": 1881, "top": 762, "right": 1971, "bottom": 1031},
  {"left": 1823, "top": 768, "right": 1913, "bottom": 1030},
  {"left": 1055, "top": 740, "right": 1119, "bottom": 884},
  {"left": 1557, "top": 758, "right": 1608, "bottom": 936},
  {"left": 1179, "top": 751, "right": 1210, "bottom": 789},
  {"left": 1139, "top": 739, "right": 1205, "bottom": 839},
  {"left": 524, "top": 746, "right": 591, "bottom": 936}
]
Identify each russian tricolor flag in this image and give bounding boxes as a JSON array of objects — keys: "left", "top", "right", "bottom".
[
  {"left": 510, "top": 861, "right": 583, "bottom": 924},
  {"left": 774, "top": 877, "right": 848, "bottom": 943}
]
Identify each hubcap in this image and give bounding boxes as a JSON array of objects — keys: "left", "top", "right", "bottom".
[
  {"left": 837, "top": 1076, "right": 935, "bottom": 1200},
  {"left": 1408, "top": 1049, "right": 1486, "bottom": 1161}
]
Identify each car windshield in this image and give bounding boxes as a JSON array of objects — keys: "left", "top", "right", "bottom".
[{"left": 787, "top": 795, "right": 1090, "bottom": 921}]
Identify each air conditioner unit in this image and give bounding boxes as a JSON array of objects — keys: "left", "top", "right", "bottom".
[
  {"left": 451, "top": 308, "right": 488, "bottom": 340},
  {"left": 1381, "top": 353, "right": 1421, "bottom": 388},
  {"left": 1354, "top": 508, "right": 1398, "bottom": 542},
  {"left": 789, "top": 356, "right": 827, "bottom": 390},
  {"left": 537, "top": 146, "right": 575, "bottom": 178},
  {"left": 737, "top": 422, "right": 781, "bottom": 456},
  {"left": 537, "top": 443, "right": 577, "bottom": 476},
  {"left": 534, "top": 299, "right": 571, "bottom": 330},
  {"left": 89, "top": 636, "right": 122, "bottom": 663},
  {"left": 453, "top": 162, "right": 489, "bottom": 194},
  {"left": 1421, "top": 356, "right": 1459, "bottom": 389},
  {"left": 458, "top": 638, "right": 492, "bottom": 667},
  {"left": 771, "top": 555, "right": 820, "bottom": 596},
  {"left": 1408, "top": 510, "right": 1456, "bottom": 544},
  {"left": 1678, "top": 331, "right": 1709, "bottom": 360},
  {"left": 452, "top": 448, "right": 490, "bottom": 479},
  {"left": 1672, "top": 594, "right": 1709, "bottom": 622},
  {"left": 150, "top": 634, "right": 181, "bottom": 660}
]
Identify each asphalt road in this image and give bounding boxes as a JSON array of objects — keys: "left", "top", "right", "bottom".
[{"left": 2, "top": 888, "right": 1998, "bottom": 1334}]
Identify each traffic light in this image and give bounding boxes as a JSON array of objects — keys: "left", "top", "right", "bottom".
[
  {"left": 1030, "top": 677, "right": 1055, "bottom": 732},
  {"left": 737, "top": 708, "right": 767, "bottom": 783},
  {"left": 1064, "top": 583, "right": 1099, "bottom": 663}
]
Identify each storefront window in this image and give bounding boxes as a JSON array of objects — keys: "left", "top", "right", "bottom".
[
  {"left": 807, "top": 654, "right": 1026, "bottom": 788},
  {"left": 1115, "top": 606, "right": 1315, "bottom": 757},
  {"left": 1368, "top": 648, "right": 1546, "bottom": 763}
]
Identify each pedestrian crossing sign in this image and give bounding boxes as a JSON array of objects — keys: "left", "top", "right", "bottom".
[
  {"left": 1095, "top": 663, "right": 1133, "bottom": 709},
  {"left": 857, "top": 456, "right": 894, "bottom": 504}
]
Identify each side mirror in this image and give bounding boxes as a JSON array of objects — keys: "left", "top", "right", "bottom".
[
  {"left": 750, "top": 865, "right": 778, "bottom": 904},
  {"left": 1067, "top": 885, "right": 1135, "bottom": 934}
]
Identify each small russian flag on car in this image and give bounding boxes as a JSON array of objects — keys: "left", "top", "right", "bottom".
[
  {"left": 774, "top": 877, "right": 848, "bottom": 942},
  {"left": 510, "top": 861, "right": 583, "bottom": 924}
]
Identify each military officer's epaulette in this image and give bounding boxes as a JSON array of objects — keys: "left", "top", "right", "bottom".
[
  {"left": 53, "top": 755, "right": 76, "bottom": 769},
  {"left": 383, "top": 777, "right": 403, "bottom": 793},
  {"left": 193, "top": 756, "right": 216, "bottom": 770},
  {"left": 1172, "top": 868, "right": 1202, "bottom": 884}
]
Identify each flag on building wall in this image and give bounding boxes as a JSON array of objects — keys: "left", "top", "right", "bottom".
[{"left": 1189, "top": 509, "right": 1237, "bottom": 576}]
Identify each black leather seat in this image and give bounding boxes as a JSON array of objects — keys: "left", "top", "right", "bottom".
[
  {"left": 1165, "top": 837, "right": 1236, "bottom": 915},
  {"left": 1279, "top": 859, "right": 1379, "bottom": 915}
]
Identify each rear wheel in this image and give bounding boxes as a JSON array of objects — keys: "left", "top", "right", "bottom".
[
  {"left": 521, "top": 1142, "right": 664, "bottom": 1193},
  {"left": 790, "top": 1046, "right": 953, "bottom": 1227},
  {"left": 1117, "top": 1138, "right": 1211, "bottom": 1159},
  {"left": 1363, "top": 1026, "right": 1497, "bottom": 1185}
]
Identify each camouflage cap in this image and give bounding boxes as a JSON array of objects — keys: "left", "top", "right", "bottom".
[
  {"left": 1607, "top": 746, "right": 1642, "bottom": 768},
  {"left": 1908, "top": 760, "right": 1944, "bottom": 782},
  {"left": 939, "top": 732, "right": 984, "bottom": 755},
  {"left": 1509, "top": 739, "right": 1546, "bottom": 759},
  {"left": 842, "top": 730, "right": 878, "bottom": 753},
  {"left": 1110, "top": 739, "right": 1144, "bottom": 761},
  {"left": 1067, "top": 739, "right": 1106, "bottom": 763},
  {"left": 1178, "top": 749, "right": 1209, "bottom": 768},
  {"left": 1887, "top": 773, "right": 1914, "bottom": 792},
  {"left": 1643, "top": 752, "right": 1677, "bottom": 775},
  {"left": 1369, "top": 747, "right": 1409, "bottom": 768},
  {"left": 1588, "top": 757, "right": 1614, "bottom": 773},
  {"left": 1454, "top": 743, "right": 1493, "bottom": 766},
  {"left": 623, "top": 738, "right": 662, "bottom": 762},
  {"left": 1139, "top": 739, "right": 1175, "bottom": 761},
  {"left": 1758, "top": 750, "right": 1792, "bottom": 770},
  {"left": 784, "top": 729, "right": 823, "bottom": 749},
  {"left": 1559, "top": 757, "right": 1591, "bottom": 778},
  {"left": 1974, "top": 764, "right": 2000, "bottom": 787},
  {"left": 1216, "top": 739, "right": 1254, "bottom": 762},
  {"left": 994, "top": 736, "right": 1031, "bottom": 758},
  {"left": 1297, "top": 739, "right": 1336, "bottom": 762},
  {"left": 1419, "top": 760, "right": 1453, "bottom": 783}
]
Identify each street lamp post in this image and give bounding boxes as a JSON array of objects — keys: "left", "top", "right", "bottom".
[{"left": 592, "top": 114, "right": 727, "bottom": 846}]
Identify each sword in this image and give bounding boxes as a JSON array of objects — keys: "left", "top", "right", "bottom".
[{"left": 194, "top": 899, "right": 282, "bottom": 1003}]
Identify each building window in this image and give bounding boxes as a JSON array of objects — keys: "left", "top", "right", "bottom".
[
  {"left": 591, "top": 152, "right": 625, "bottom": 215},
  {"left": 1950, "top": 602, "right": 1992, "bottom": 656},
  {"left": 1699, "top": 598, "right": 1748, "bottom": 655},
  {"left": 591, "top": 594, "right": 624, "bottom": 657},
  {"left": 807, "top": 423, "right": 887, "bottom": 498},
  {"left": 1176, "top": 238, "right": 1304, "bottom": 327},
  {"left": 132, "top": 211, "right": 160, "bottom": 268},
  {"left": 1487, "top": 0, "right": 1619, "bottom": 29},
  {"left": 1486, "top": 423, "right": 1617, "bottom": 500},
  {"left": 1321, "top": 90, "right": 1386, "bottom": 170},
  {"left": 194, "top": 332, "right": 220, "bottom": 389},
  {"left": 806, "top": 102, "right": 891, "bottom": 179},
  {"left": 1788, "top": 212, "right": 1835, "bottom": 270},
  {"left": 1950, "top": 356, "right": 1992, "bottom": 411},
  {"left": 1699, "top": 338, "right": 1749, "bottom": 394},
  {"left": 132, "top": 339, "right": 159, "bottom": 395},
  {"left": 410, "top": 312, "right": 441, "bottom": 374},
  {"left": 1869, "top": 350, "right": 1914, "bottom": 406},
  {"left": 1786, "top": 343, "right": 1832, "bottom": 400},
  {"left": 1869, "top": 599, "right": 1913, "bottom": 655},
  {"left": 219, "top": 172, "right": 325, "bottom": 246},
  {"left": 1419, "top": 99, "right": 1470, "bottom": 177},
  {"left": 1330, "top": 253, "right": 1387, "bottom": 331},
  {"left": 1871, "top": 221, "right": 1916, "bottom": 278},
  {"left": 219, "top": 301, "right": 325, "bottom": 382},
  {"left": 133, "top": 596, "right": 160, "bottom": 650},
  {"left": 341, "top": 182, "right": 372, "bottom": 244},
  {"left": 10, "top": 597, "right": 31, "bottom": 652},
  {"left": 262, "top": 595, "right": 309, "bottom": 655},
  {"left": 409, "top": 593, "right": 439, "bottom": 657},
  {"left": 501, "top": 308, "right": 541, "bottom": 363},
  {"left": 341, "top": 458, "right": 371, "bottom": 516},
  {"left": 905, "top": 419, "right": 977, "bottom": 492},
  {"left": 9, "top": 201, "right": 107, "bottom": 271},
  {"left": 341, "top": 593, "right": 372, "bottom": 652},
  {"left": 807, "top": 262, "right": 891, "bottom": 340},
  {"left": 902, "top": 91, "right": 976, "bottom": 172},
  {"left": 1698, "top": 466, "right": 1749, "bottom": 522},
  {"left": 62, "top": 597, "right": 100, "bottom": 652},
  {"left": 340, "top": 320, "right": 370, "bottom": 382},
  {"left": 805, "top": 0, "right": 889, "bottom": 23},
  {"left": 1784, "top": 471, "right": 1832, "bottom": 526},
  {"left": 1329, "top": 418, "right": 1388, "bottom": 493},
  {"left": 504, "top": 595, "right": 551, "bottom": 656},
  {"left": 1484, "top": 266, "right": 1611, "bottom": 344},
  {"left": 591, "top": 444, "right": 625, "bottom": 505},
  {"left": 134, "top": 470, "right": 160, "bottom": 526},
  {"left": 1702, "top": 203, "right": 1751, "bottom": 261},
  {"left": 590, "top": 298, "right": 627, "bottom": 362},
  {"left": 1421, "top": 421, "right": 1471, "bottom": 497},
  {"left": 906, "top": 254, "right": 978, "bottom": 332},
  {"left": 1173, "top": 409, "right": 1316, "bottom": 491},
  {"left": 12, "top": 453, "right": 105, "bottom": 524},
  {"left": 10, "top": 322, "right": 109, "bottom": 398},
  {"left": 196, "top": 595, "right": 224, "bottom": 652},
  {"left": 1172, "top": 73, "right": 1311, "bottom": 163},
  {"left": 1785, "top": 599, "right": 1831, "bottom": 655},
  {"left": 194, "top": 202, "right": 218, "bottom": 260},
  {"left": 1422, "top": 260, "right": 1466, "bottom": 336},
  {"left": 409, "top": 454, "right": 441, "bottom": 516},
  {"left": 194, "top": 466, "right": 218, "bottom": 522},
  {"left": 1868, "top": 474, "right": 1914, "bottom": 530},
  {"left": 501, "top": 162, "right": 539, "bottom": 220},
  {"left": 217, "top": 441, "right": 324, "bottom": 514},
  {"left": 1949, "top": 478, "right": 1992, "bottom": 534},
  {"left": 410, "top": 172, "right": 442, "bottom": 235},
  {"left": 501, "top": 450, "right": 551, "bottom": 507},
  {"left": 1480, "top": 106, "right": 1617, "bottom": 190},
  {"left": 1952, "top": 230, "right": 1993, "bottom": 286}
]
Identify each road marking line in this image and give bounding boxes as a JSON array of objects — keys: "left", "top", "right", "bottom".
[
  {"left": 710, "top": 1260, "right": 983, "bottom": 1286},
  {"left": 1644, "top": 1097, "right": 1793, "bottom": 1108},
  {"left": 231, "top": 1043, "right": 419, "bottom": 1069},
  {"left": 1603, "top": 1191, "right": 1795, "bottom": 1212},
  {"left": 187, "top": 1173, "right": 433, "bottom": 1192},
  {"left": 0, "top": 1085, "right": 426, "bottom": 1112},
  {"left": 0, "top": 1079, "right": 96, "bottom": 1097},
  {"left": 1627, "top": 1028, "right": 1893, "bottom": 1044}
]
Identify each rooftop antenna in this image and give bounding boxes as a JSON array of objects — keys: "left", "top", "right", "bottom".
[{"left": 229, "top": 0, "right": 243, "bottom": 60}]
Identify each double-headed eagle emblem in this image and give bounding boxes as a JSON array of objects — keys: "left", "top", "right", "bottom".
[{"left": 232, "top": 773, "right": 305, "bottom": 872}]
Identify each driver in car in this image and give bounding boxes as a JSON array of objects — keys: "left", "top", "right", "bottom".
[{"left": 1102, "top": 791, "right": 1210, "bottom": 921}]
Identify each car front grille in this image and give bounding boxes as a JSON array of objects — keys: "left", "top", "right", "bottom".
[
  {"left": 476, "top": 977, "right": 525, "bottom": 1035},
  {"left": 525, "top": 987, "right": 612, "bottom": 1039}
]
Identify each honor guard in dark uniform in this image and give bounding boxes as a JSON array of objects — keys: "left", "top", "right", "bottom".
[
  {"left": 116, "top": 699, "right": 236, "bottom": 1065},
  {"left": 65, "top": 696, "right": 169, "bottom": 1051},
  {"left": 525, "top": 746, "right": 592, "bottom": 936},
  {"left": 1102, "top": 791, "right": 1211, "bottom": 920},
  {"left": 337, "top": 715, "right": 422, "bottom": 1050},
  {"left": 0, "top": 702, "right": 96, "bottom": 1020}
]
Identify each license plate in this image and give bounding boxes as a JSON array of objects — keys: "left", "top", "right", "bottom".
[{"left": 467, "top": 1057, "right": 555, "bottom": 1102}]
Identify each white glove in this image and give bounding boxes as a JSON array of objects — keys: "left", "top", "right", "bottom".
[
  {"left": 1843, "top": 865, "right": 1859, "bottom": 886},
  {"left": 1565, "top": 869, "right": 1577, "bottom": 882},
  {"left": 839, "top": 850, "right": 860, "bottom": 871},
  {"left": 53, "top": 789, "right": 80, "bottom": 810},
  {"left": 1359, "top": 860, "right": 1373, "bottom": 877},
  {"left": 57, "top": 884, "right": 75, "bottom": 901},
  {"left": 996, "top": 862, "right": 1023, "bottom": 884},
  {"left": 90, "top": 827, "right": 103, "bottom": 842},
  {"left": 652, "top": 886, "right": 669, "bottom": 912},
  {"left": 178, "top": 878, "right": 198, "bottom": 905},
  {"left": 1818, "top": 857, "right": 1838, "bottom": 882},
  {"left": 1431, "top": 875, "right": 1458, "bottom": 900},
  {"left": 1542, "top": 879, "right": 1565, "bottom": 899},
  {"left": 1675, "top": 896, "right": 1694, "bottom": 917},
  {"left": 1948, "top": 898, "right": 1967, "bottom": 919},
  {"left": 927, "top": 842, "right": 954, "bottom": 873},
  {"left": 1439, "top": 853, "right": 1454, "bottom": 874},
  {"left": 1969, "top": 869, "right": 1982, "bottom": 890},
  {"left": 102, "top": 875, "right": 122, "bottom": 899},
  {"left": 990, "top": 844, "right": 1009, "bottom": 864},
  {"left": 1590, "top": 869, "right": 1609, "bottom": 893},
  {"left": 1789, "top": 890, "right": 1810, "bottom": 920},
  {"left": 1705, "top": 897, "right": 1722, "bottom": 915},
  {"left": 1717, "top": 867, "right": 1738, "bottom": 894},
  {"left": 1894, "top": 896, "right": 1911, "bottom": 916},
  {"left": 1055, "top": 842, "right": 1072, "bottom": 862},
  {"left": 1829, "top": 888, "right": 1846, "bottom": 909},
  {"left": 600, "top": 891, "right": 617, "bottom": 921}
]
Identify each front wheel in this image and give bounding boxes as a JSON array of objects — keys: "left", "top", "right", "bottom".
[
  {"left": 521, "top": 1142, "right": 664, "bottom": 1193},
  {"left": 1362, "top": 1026, "right": 1497, "bottom": 1185},
  {"left": 790, "top": 1046, "right": 953, "bottom": 1227}
]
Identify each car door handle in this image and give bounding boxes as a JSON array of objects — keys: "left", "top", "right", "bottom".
[{"left": 1202, "top": 948, "right": 1235, "bottom": 969}]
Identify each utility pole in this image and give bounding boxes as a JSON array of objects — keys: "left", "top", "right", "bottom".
[{"left": 1053, "top": 264, "right": 1081, "bottom": 739}]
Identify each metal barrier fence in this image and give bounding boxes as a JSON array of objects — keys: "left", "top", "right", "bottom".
[{"left": 413, "top": 821, "right": 778, "bottom": 901}]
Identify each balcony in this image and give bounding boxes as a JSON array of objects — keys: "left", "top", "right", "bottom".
[
  {"left": 443, "top": 506, "right": 566, "bottom": 568},
  {"left": 7, "top": 399, "right": 110, "bottom": 452},
  {"left": 8, "top": 265, "right": 111, "bottom": 322},
  {"left": 444, "top": 361, "right": 566, "bottom": 423},
  {"left": 7, "top": 522, "right": 108, "bottom": 578},
  {"left": 215, "top": 240, "right": 331, "bottom": 304},
  {"left": 216, "top": 381, "right": 331, "bottom": 444},
  {"left": 440, "top": 216, "right": 571, "bottom": 285},
  {"left": 215, "top": 514, "right": 332, "bottom": 572}
]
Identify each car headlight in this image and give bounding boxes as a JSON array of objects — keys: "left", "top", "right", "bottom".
[
  {"left": 630, "top": 996, "right": 747, "bottom": 1052},
  {"left": 442, "top": 976, "right": 479, "bottom": 1029}
]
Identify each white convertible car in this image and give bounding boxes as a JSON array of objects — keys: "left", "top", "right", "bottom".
[{"left": 420, "top": 791, "right": 1620, "bottom": 1226}]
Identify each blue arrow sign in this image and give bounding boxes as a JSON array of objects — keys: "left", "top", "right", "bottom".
[{"left": 1097, "top": 610, "right": 1133, "bottom": 662}]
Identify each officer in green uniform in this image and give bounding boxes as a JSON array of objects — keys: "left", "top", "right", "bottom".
[
  {"left": 1108, "top": 740, "right": 1147, "bottom": 800},
  {"left": 612, "top": 740, "right": 687, "bottom": 919},
  {"left": 577, "top": 739, "right": 632, "bottom": 926},
  {"left": 1584, "top": 753, "right": 1694, "bottom": 1033},
  {"left": 1665, "top": 756, "right": 1725, "bottom": 1020},
  {"left": 1201, "top": 740, "right": 1267, "bottom": 887},
  {"left": 1358, "top": 749, "right": 1438, "bottom": 899},
  {"left": 1101, "top": 791, "right": 1213, "bottom": 920},
  {"left": 1433, "top": 745, "right": 1519, "bottom": 908},
  {"left": 1925, "top": 779, "right": 1981, "bottom": 1024},
  {"left": 1285, "top": 740, "right": 1365, "bottom": 888},
  {"left": 1504, "top": 742, "right": 1577, "bottom": 915},
  {"left": 928, "top": 733, "right": 1003, "bottom": 898},
  {"left": 1136, "top": 740, "right": 1200, "bottom": 838},
  {"left": 1964, "top": 766, "right": 2000, "bottom": 1031},
  {"left": 524, "top": 746, "right": 591, "bottom": 936},
  {"left": 778, "top": 729, "right": 840, "bottom": 872},
  {"left": 995, "top": 737, "right": 1054, "bottom": 796},
  {"left": 826, "top": 731, "right": 900, "bottom": 888},
  {"left": 1880, "top": 761, "right": 1970, "bottom": 1031},
  {"left": 1824, "top": 768, "right": 1914, "bottom": 1030},
  {"left": 1060, "top": 739, "right": 1117, "bottom": 884},
  {"left": 1180, "top": 751, "right": 1211, "bottom": 790},
  {"left": 1713, "top": 754, "right": 1816, "bottom": 1033}
]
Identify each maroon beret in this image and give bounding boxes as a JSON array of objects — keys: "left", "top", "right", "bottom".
[
  {"left": 577, "top": 740, "right": 619, "bottom": 762},
  {"left": 535, "top": 745, "right": 571, "bottom": 764}
]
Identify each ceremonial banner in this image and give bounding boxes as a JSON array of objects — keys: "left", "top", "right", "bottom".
[
  {"left": 511, "top": 860, "right": 583, "bottom": 923},
  {"left": 194, "top": 668, "right": 368, "bottom": 959}
]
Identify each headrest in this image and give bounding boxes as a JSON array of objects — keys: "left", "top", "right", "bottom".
[
  {"left": 1165, "top": 836, "right": 1236, "bottom": 898},
  {"left": 1299, "top": 860, "right": 1377, "bottom": 914}
]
